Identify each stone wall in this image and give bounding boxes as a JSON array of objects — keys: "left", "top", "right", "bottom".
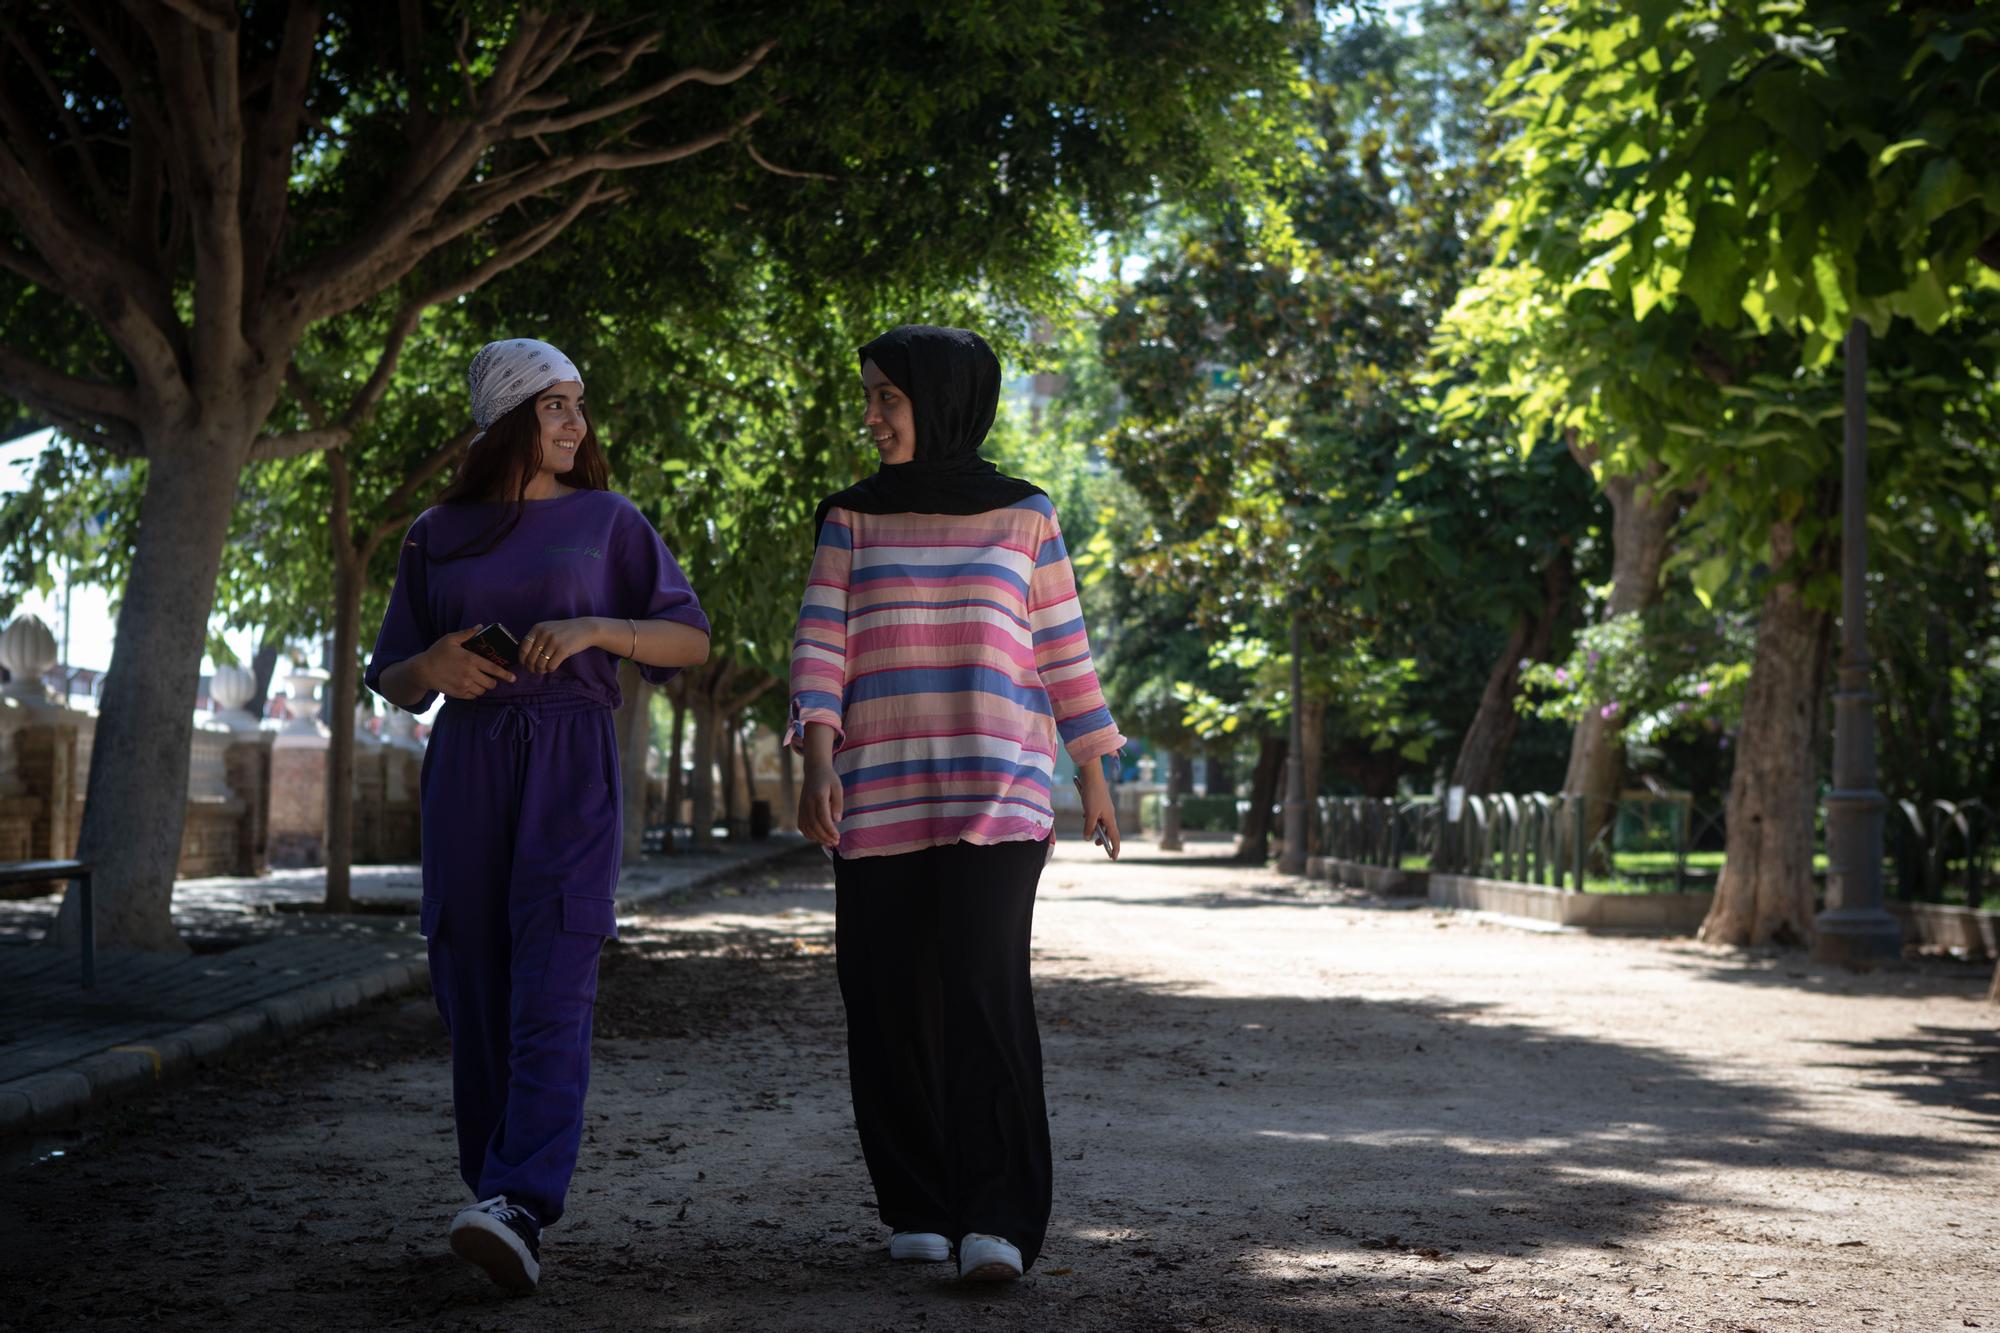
[{"left": 269, "top": 739, "right": 328, "bottom": 868}]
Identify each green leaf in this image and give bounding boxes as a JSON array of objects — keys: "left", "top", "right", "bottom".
[
  {"left": 1682, "top": 201, "right": 1747, "bottom": 326},
  {"left": 1582, "top": 209, "right": 1638, "bottom": 244},
  {"left": 1897, "top": 265, "right": 1954, "bottom": 333},
  {"left": 1690, "top": 554, "right": 1731, "bottom": 610},
  {"left": 1749, "top": 70, "right": 1822, "bottom": 157},
  {"left": 1910, "top": 156, "right": 1980, "bottom": 227},
  {"left": 1878, "top": 137, "right": 1934, "bottom": 166}
]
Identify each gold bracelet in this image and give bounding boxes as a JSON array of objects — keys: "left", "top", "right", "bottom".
[{"left": 628, "top": 617, "right": 638, "bottom": 659}]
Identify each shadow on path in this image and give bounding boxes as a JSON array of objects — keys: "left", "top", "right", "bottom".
[{"left": 2, "top": 862, "right": 1992, "bottom": 1331}]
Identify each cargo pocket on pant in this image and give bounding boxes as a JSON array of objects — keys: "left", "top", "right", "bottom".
[{"left": 545, "top": 893, "right": 617, "bottom": 1001}]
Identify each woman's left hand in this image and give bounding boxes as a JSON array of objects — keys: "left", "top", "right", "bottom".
[
  {"left": 519, "top": 617, "right": 607, "bottom": 674},
  {"left": 1075, "top": 763, "right": 1122, "bottom": 861}
]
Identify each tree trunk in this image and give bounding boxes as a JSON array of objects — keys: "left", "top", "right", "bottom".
[
  {"left": 1451, "top": 549, "right": 1573, "bottom": 795},
  {"left": 1563, "top": 451, "right": 1679, "bottom": 861},
  {"left": 689, "top": 683, "right": 716, "bottom": 847},
  {"left": 665, "top": 679, "right": 687, "bottom": 848},
  {"left": 1159, "top": 750, "right": 1190, "bottom": 852},
  {"left": 719, "top": 712, "right": 740, "bottom": 832},
  {"left": 323, "top": 535, "right": 364, "bottom": 913},
  {"left": 55, "top": 437, "right": 250, "bottom": 952},
  {"left": 1207, "top": 752, "right": 1234, "bottom": 798},
  {"left": 1235, "top": 734, "right": 1287, "bottom": 865},
  {"left": 1699, "top": 523, "right": 1836, "bottom": 947},
  {"left": 615, "top": 657, "right": 652, "bottom": 866},
  {"left": 249, "top": 634, "right": 283, "bottom": 719},
  {"left": 1299, "top": 695, "right": 1326, "bottom": 853}
]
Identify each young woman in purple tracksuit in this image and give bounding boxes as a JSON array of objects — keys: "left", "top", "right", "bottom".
[{"left": 367, "top": 338, "right": 709, "bottom": 1294}]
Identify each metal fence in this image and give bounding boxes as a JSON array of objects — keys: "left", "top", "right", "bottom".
[
  {"left": 1891, "top": 798, "right": 1991, "bottom": 908},
  {"left": 1319, "top": 790, "right": 1994, "bottom": 909}
]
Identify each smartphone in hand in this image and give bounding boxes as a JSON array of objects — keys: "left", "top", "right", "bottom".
[
  {"left": 1072, "top": 773, "right": 1114, "bottom": 857},
  {"left": 464, "top": 622, "right": 520, "bottom": 668}
]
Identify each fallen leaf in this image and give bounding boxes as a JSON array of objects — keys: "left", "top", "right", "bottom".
[
  {"left": 1043, "top": 1266, "right": 1072, "bottom": 1276},
  {"left": 1464, "top": 1262, "right": 1495, "bottom": 1274}
]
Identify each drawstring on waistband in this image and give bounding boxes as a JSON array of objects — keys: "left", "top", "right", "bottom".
[{"left": 484, "top": 703, "right": 540, "bottom": 745}]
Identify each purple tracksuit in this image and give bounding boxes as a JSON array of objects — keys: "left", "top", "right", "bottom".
[{"left": 365, "top": 489, "right": 707, "bottom": 1224}]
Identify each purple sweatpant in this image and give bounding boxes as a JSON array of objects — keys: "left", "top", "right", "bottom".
[{"left": 419, "top": 693, "right": 622, "bottom": 1225}]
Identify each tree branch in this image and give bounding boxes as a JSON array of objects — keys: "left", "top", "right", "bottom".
[
  {"left": 243, "top": 0, "right": 323, "bottom": 301},
  {"left": 0, "top": 344, "right": 141, "bottom": 432},
  {"left": 281, "top": 15, "right": 562, "bottom": 326},
  {"left": 336, "top": 175, "right": 622, "bottom": 431},
  {"left": 285, "top": 25, "right": 769, "bottom": 329},
  {"left": 510, "top": 15, "right": 596, "bottom": 110},
  {"left": 130, "top": 5, "right": 247, "bottom": 395},
  {"left": 507, "top": 38, "right": 776, "bottom": 140},
  {"left": 1562, "top": 426, "right": 1597, "bottom": 473},
  {"left": 744, "top": 139, "right": 835, "bottom": 182},
  {"left": 0, "top": 239, "right": 64, "bottom": 293},
  {"left": 419, "top": 110, "right": 762, "bottom": 259},
  {"left": 373, "top": 429, "right": 473, "bottom": 535},
  {"left": 719, "top": 674, "right": 777, "bottom": 719},
  {"left": 156, "top": 0, "right": 237, "bottom": 33},
  {"left": 284, "top": 359, "right": 331, "bottom": 429},
  {"left": 396, "top": 0, "right": 434, "bottom": 146},
  {"left": 30, "top": 403, "right": 144, "bottom": 458},
  {"left": 0, "top": 18, "right": 118, "bottom": 219},
  {"left": 248, "top": 426, "right": 351, "bottom": 463},
  {"left": 64, "top": 5, "right": 173, "bottom": 264},
  {"left": 328, "top": 436, "right": 354, "bottom": 565}
]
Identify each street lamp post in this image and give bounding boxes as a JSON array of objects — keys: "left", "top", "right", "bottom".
[
  {"left": 1814, "top": 317, "right": 1901, "bottom": 963},
  {"left": 1279, "top": 608, "right": 1308, "bottom": 875}
]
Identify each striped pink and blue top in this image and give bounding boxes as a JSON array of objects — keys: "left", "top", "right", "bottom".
[{"left": 787, "top": 495, "right": 1126, "bottom": 860}]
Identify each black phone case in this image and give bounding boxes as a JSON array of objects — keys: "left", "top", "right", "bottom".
[{"left": 465, "top": 622, "right": 519, "bottom": 667}]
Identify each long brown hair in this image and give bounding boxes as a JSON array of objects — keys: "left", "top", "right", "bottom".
[{"left": 432, "top": 392, "right": 611, "bottom": 561}]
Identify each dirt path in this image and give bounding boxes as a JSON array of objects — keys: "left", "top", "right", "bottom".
[{"left": 3, "top": 843, "right": 1995, "bottom": 1331}]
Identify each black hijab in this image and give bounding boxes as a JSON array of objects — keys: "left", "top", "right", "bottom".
[{"left": 812, "top": 325, "right": 1046, "bottom": 541}]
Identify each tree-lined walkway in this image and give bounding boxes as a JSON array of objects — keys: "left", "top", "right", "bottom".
[{"left": 2, "top": 843, "right": 1994, "bottom": 1330}]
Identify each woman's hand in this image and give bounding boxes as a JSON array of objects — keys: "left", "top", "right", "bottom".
[
  {"left": 416, "top": 627, "right": 517, "bottom": 701},
  {"left": 519, "top": 617, "right": 608, "bottom": 674},
  {"left": 1076, "top": 761, "right": 1122, "bottom": 860},
  {"left": 797, "top": 722, "right": 843, "bottom": 848},
  {"left": 798, "top": 766, "right": 844, "bottom": 847}
]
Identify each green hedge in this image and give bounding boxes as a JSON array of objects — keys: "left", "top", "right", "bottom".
[{"left": 1139, "top": 792, "right": 1242, "bottom": 833}]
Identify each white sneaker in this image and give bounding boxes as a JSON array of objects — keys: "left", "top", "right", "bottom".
[
  {"left": 958, "top": 1232, "right": 1023, "bottom": 1281},
  {"left": 888, "top": 1231, "right": 951, "bottom": 1262},
  {"left": 449, "top": 1195, "right": 541, "bottom": 1293}
]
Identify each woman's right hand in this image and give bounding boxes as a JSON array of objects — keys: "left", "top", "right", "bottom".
[
  {"left": 798, "top": 763, "right": 844, "bottom": 847},
  {"left": 419, "top": 627, "right": 517, "bottom": 700}
]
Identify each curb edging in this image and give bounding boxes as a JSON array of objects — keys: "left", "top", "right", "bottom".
[
  {"left": 0, "top": 840, "right": 808, "bottom": 1142},
  {"left": 0, "top": 956, "right": 430, "bottom": 1140}
]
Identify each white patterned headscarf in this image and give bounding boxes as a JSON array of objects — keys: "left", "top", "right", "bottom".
[{"left": 466, "top": 338, "right": 583, "bottom": 442}]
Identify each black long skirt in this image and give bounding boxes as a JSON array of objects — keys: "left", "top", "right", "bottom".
[{"left": 832, "top": 836, "right": 1053, "bottom": 1267}]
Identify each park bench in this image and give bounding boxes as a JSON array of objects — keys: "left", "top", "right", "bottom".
[{"left": 0, "top": 859, "right": 94, "bottom": 988}]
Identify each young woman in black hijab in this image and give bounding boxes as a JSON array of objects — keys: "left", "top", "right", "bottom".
[{"left": 788, "top": 325, "right": 1126, "bottom": 1281}]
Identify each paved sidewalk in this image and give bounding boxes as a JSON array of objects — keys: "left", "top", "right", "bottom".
[{"left": 0, "top": 835, "right": 810, "bottom": 1137}]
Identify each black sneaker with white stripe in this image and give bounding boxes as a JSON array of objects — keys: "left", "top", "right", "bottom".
[{"left": 449, "top": 1195, "right": 541, "bottom": 1293}]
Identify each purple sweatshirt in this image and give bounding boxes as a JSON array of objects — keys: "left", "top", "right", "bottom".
[{"left": 365, "top": 488, "right": 708, "bottom": 714}]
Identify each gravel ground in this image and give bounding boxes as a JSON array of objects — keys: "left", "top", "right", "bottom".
[{"left": 2, "top": 841, "right": 1994, "bottom": 1332}]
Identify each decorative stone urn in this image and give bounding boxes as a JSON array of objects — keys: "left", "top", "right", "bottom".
[
  {"left": 208, "top": 663, "right": 263, "bottom": 732},
  {"left": 0, "top": 614, "right": 58, "bottom": 703},
  {"left": 277, "top": 669, "right": 330, "bottom": 743}
]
